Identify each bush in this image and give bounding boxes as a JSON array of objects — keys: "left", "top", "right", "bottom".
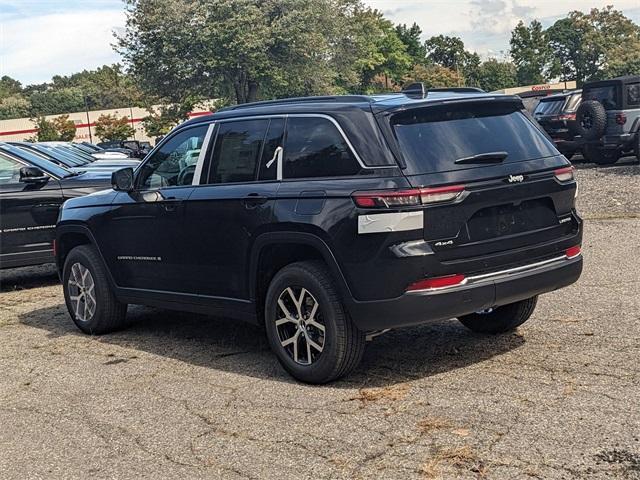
[{"left": 94, "top": 114, "right": 135, "bottom": 141}]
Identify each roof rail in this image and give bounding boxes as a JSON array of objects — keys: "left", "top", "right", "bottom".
[
  {"left": 429, "top": 87, "right": 486, "bottom": 93},
  {"left": 401, "top": 82, "right": 427, "bottom": 99},
  {"left": 220, "top": 95, "right": 374, "bottom": 112}
]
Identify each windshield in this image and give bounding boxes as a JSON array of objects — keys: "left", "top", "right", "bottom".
[
  {"left": 392, "top": 102, "right": 558, "bottom": 174},
  {"left": 534, "top": 98, "right": 565, "bottom": 116},
  {"left": 0, "top": 144, "right": 70, "bottom": 178},
  {"left": 583, "top": 86, "right": 618, "bottom": 110},
  {"left": 33, "top": 145, "right": 88, "bottom": 166}
]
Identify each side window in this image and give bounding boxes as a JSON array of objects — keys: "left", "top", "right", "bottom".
[
  {"left": 137, "top": 125, "right": 208, "bottom": 189},
  {"left": 208, "top": 119, "right": 268, "bottom": 184},
  {"left": 627, "top": 83, "right": 640, "bottom": 107},
  {"left": 0, "top": 154, "right": 22, "bottom": 185},
  {"left": 283, "top": 117, "right": 361, "bottom": 179},
  {"left": 258, "top": 118, "right": 285, "bottom": 181}
]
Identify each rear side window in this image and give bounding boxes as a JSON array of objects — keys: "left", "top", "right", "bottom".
[
  {"left": 284, "top": 117, "right": 361, "bottom": 179},
  {"left": 534, "top": 99, "right": 564, "bottom": 116},
  {"left": 627, "top": 83, "right": 640, "bottom": 107},
  {"left": 258, "top": 118, "right": 285, "bottom": 181},
  {"left": 208, "top": 120, "right": 269, "bottom": 184},
  {"left": 583, "top": 86, "right": 619, "bottom": 110},
  {"left": 392, "top": 102, "right": 558, "bottom": 174}
]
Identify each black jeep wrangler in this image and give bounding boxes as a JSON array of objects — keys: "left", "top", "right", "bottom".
[
  {"left": 56, "top": 85, "right": 583, "bottom": 383},
  {"left": 575, "top": 75, "right": 640, "bottom": 165},
  {"left": 533, "top": 90, "right": 582, "bottom": 159}
]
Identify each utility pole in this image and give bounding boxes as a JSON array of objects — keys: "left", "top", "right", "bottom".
[{"left": 83, "top": 95, "right": 93, "bottom": 143}]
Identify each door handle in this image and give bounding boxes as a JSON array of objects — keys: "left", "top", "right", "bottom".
[
  {"left": 161, "top": 198, "right": 183, "bottom": 212},
  {"left": 242, "top": 193, "right": 268, "bottom": 208}
]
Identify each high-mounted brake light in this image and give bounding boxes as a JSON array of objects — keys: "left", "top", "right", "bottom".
[
  {"left": 566, "top": 245, "right": 581, "bottom": 259},
  {"left": 353, "top": 185, "right": 465, "bottom": 209},
  {"left": 406, "top": 274, "right": 466, "bottom": 292},
  {"left": 558, "top": 113, "right": 576, "bottom": 121},
  {"left": 554, "top": 166, "right": 575, "bottom": 182}
]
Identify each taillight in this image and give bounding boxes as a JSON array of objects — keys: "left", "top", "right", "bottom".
[
  {"left": 554, "top": 166, "right": 575, "bottom": 182},
  {"left": 558, "top": 113, "right": 576, "bottom": 121},
  {"left": 353, "top": 185, "right": 465, "bottom": 209},
  {"left": 615, "top": 113, "right": 627, "bottom": 125},
  {"left": 566, "top": 245, "right": 581, "bottom": 259},
  {"left": 407, "top": 274, "right": 466, "bottom": 292},
  {"left": 52, "top": 239, "right": 57, "bottom": 257}
]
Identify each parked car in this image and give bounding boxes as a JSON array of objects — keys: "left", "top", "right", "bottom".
[
  {"left": 0, "top": 147, "right": 112, "bottom": 269},
  {"left": 574, "top": 75, "right": 640, "bottom": 164},
  {"left": 47, "top": 142, "right": 131, "bottom": 160},
  {"left": 533, "top": 90, "right": 582, "bottom": 159},
  {"left": 56, "top": 85, "right": 583, "bottom": 383},
  {"left": 97, "top": 140, "right": 151, "bottom": 159},
  {"left": 7, "top": 142, "right": 140, "bottom": 172}
]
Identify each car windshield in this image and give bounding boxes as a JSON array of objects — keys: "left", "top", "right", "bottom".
[
  {"left": 534, "top": 98, "right": 565, "bottom": 116},
  {"left": 35, "top": 145, "right": 89, "bottom": 166},
  {"left": 0, "top": 144, "right": 70, "bottom": 178},
  {"left": 583, "top": 86, "right": 618, "bottom": 110},
  {"left": 392, "top": 102, "right": 558, "bottom": 174}
]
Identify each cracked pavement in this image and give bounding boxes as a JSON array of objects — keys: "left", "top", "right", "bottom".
[{"left": 0, "top": 157, "right": 639, "bottom": 479}]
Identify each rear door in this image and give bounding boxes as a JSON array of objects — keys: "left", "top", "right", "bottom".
[
  {"left": 182, "top": 117, "right": 282, "bottom": 299},
  {"left": 385, "top": 99, "right": 579, "bottom": 274}
]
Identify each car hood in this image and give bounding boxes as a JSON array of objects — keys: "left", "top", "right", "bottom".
[{"left": 60, "top": 170, "right": 113, "bottom": 188}]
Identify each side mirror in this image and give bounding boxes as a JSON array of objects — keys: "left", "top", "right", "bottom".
[
  {"left": 19, "top": 166, "right": 48, "bottom": 184},
  {"left": 111, "top": 167, "right": 134, "bottom": 192}
]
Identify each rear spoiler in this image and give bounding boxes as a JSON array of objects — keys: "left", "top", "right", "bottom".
[{"left": 372, "top": 95, "right": 524, "bottom": 116}]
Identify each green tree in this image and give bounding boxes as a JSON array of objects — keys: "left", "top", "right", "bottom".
[
  {"left": 395, "top": 23, "right": 427, "bottom": 65},
  {"left": 476, "top": 59, "right": 518, "bottom": 92},
  {"left": 424, "top": 35, "right": 480, "bottom": 85},
  {"left": 0, "top": 95, "right": 30, "bottom": 120},
  {"left": 0, "top": 76, "right": 23, "bottom": 98},
  {"left": 30, "top": 117, "right": 59, "bottom": 142},
  {"left": 404, "top": 64, "right": 463, "bottom": 88},
  {"left": 547, "top": 7, "right": 640, "bottom": 85},
  {"left": 51, "top": 115, "right": 77, "bottom": 141},
  {"left": 28, "top": 87, "right": 85, "bottom": 116},
  {"left": 510, "top": 20, "right": 553, "bottom": 85},
  {"left": 94, "top": 114, "right": 135, "bottom": 141}
]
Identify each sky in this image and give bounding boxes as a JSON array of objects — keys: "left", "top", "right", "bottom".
[{"left": 1, "top": 0, "right": 640, "bottom": 86}]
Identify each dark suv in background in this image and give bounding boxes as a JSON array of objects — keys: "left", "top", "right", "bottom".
[
  {"left": 56, "top": 85, "right": 583, "bottom": 383},
  {"left": 533, "top": 90, "right": 582, "bottom": 159}
]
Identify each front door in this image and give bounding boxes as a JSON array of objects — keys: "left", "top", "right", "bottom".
[
  {"left": 96, "top": 124, "right": 210, "bottom": 292},
  {"left": 0, "top": 153, "right": 63, "bottom": 268},
  {"left": 183, "top": 117, "right": 284, "bottom": 299}
]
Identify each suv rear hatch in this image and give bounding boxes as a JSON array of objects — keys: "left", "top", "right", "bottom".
[{"left": 382, "top": 98, "right": 580, "bottom": 276}]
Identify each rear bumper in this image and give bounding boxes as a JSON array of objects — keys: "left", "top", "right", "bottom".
[{"left": 347, "top": 254, "right": 583, "bottom": 331}]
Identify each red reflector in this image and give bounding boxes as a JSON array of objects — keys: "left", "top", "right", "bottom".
[
  {"left": 52, "top": 239, "right": 57, "bottom": 256},
  {"left": 554, "top": 166, "right": 574, "bottom": 182},
  {"left": 407, "top": 274, "right": 466, "bottom": 292},
  {"left": 615, "top": 113, "right": 627, "bottom": 125},
  {"left": 566, "top": 246, "right": 581, "bottom": 258}
]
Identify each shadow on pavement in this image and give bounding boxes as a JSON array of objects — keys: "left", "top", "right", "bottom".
[
  {"left": 0, "top": 263, "right": 59, "bottom": 292},
  {"left": 19, "top": 302, "right": 525, "bottom": 388}
]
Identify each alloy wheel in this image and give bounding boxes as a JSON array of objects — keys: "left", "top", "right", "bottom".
[
  {"left": 67, "top": 262, "right": 96, "bottom": 322},
  {"left": 274, "top": 287, "right": 325, "bottom": 365}
]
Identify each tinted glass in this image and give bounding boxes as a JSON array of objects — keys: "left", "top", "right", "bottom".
[
  {"left": 583, "top": 86, "right": 618, "bottom": 110},
  {"left": 627, "top": 83, "right": 640, "bottom": 107},
  {"left": 392, "top": 102, "right": 558, "bottom": 174},
  {"left": 258, "top": 118, "right": 285, "bottom": 181},
  {"left": 565, "top": 93, "right": 582, "bottom": 112},
  {"left": 208, "top": 120, "right": 268, "bottom": 184},
  {"left": 0, "top": 145, "right": 69, "bottom": 177},
  {"left": 0, "top": 154, "right": 21, "bottom": 184},
  {"left": 534, "top": 98, "right": 565, "bottom": 116},
  {"left": 138, "top": 125, "right": 208, "bottom": 189},
  {"left": 283, "top": 117, "right": 360, "bottom": 179}
]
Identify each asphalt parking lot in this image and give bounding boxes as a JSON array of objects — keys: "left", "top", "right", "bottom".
[{"left": 1, "top": 156, "right": 639, "bottom": 480}]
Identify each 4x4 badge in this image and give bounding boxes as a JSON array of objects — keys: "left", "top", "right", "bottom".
[{"left": 507, "top": 174, "right": 525, "bottom": 183}]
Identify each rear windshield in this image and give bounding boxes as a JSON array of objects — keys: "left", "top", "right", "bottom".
[
  {"left": 534, "top": 98, "right": 565, "bottom": 116},
  {"left": 391, "top": 102, "right": 558, "bottom": 174},
  {"left": 583, "top": 86, "right": 618, "bottom": 110}
]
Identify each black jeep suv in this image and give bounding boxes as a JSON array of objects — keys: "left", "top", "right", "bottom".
[
  {"left": 533, "top": 90, "right": 582, "bottom": 159},
  {"left": 56, "top": 85, "right": 583, "bottom": 383}
]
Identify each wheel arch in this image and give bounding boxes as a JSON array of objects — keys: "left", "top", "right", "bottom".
[
  {"left": 249, "top": 232, "right": 354, "bottom": 317},
  {"left": 56, "top": 225, "right": 115, "bottom": 288}
]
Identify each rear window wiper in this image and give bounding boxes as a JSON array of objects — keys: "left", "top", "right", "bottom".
[{"left": 454, "top": 151, "right": 508, "bottom": 165}]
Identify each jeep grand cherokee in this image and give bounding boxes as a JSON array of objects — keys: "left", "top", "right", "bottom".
[{"left": 55, "top": 84, "right": 583, "bottom": 383}]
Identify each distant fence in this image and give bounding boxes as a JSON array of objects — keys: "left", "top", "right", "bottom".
[{"left": 0, "top": 103, "right": 215, "bottom": 145}]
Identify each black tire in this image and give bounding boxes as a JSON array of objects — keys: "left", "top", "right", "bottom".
[
  {"left": 575, "top": 100, "right": 607, "bottom": 140},
  {"left": 582, "top": 145, "right": 620, "bottom": 165},
  {"left": 264, "top": 261, "right": 366, "bottom": 384},
  {"left": 458, "top": 296, "right": 538, "bottom": 334},
  {"left": 62, "top": 245, "right": 128, "bottom": 335}
]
